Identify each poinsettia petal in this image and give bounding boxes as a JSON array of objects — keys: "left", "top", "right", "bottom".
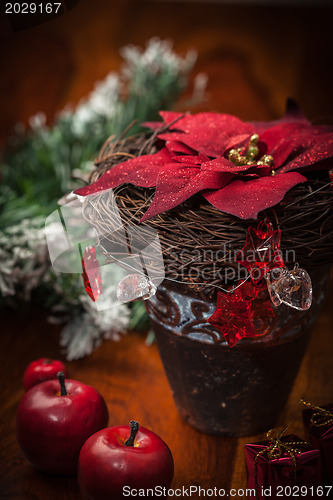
[
  {"left": 158, "top": 132, "right": 197, "bottom": 147},
  {"left": 209, "top": 160, "right": 271, "bottom": 179},
  {"left": 173, "top": 153, "right": 211, "bottom": 165},
  {"left": 200, "top": 158, "right": 271, "bottom": 177},
  {"left": 261, "top": 122, "right": 312, "bottom": 167},
  {"left": 278, "top": 134, "right": 333, "bottom": 173},
  {"left": 248, "top": 165, "right": 272, "bottom": 176},
  {"left": 203, "top": 172, "right": 306, "bottom": 219},
  {"left": 163, "top": 112, "right": 253, "bottom": 135},
  {"left": 201, "top": 158, "right": 247, "bottom": 173},
  {"left": 141, "top": 166, "right": 232, "bottom": 222},
  {"left": 159, "top": 110, "right": 186, "bottom": 124},
  {"left": 158, "top": 112, "right": 255, "bottom": 157},
  {"left": 75, "top": 148, "right": 173, "bottom": 196},
  {"left": 224, "top": 134, "right": 253, "bottom": 151},
  {"left": 166, "top": 141, "right": 197, "bottom": 155}
]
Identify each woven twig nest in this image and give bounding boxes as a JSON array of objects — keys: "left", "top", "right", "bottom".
[{"left": 82, "top": 127, "right": 333, "bottom": 298}]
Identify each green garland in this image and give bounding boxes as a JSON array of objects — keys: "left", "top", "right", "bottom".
[{"left": 0, "top": 39, "right": 198, "bottom": 359}]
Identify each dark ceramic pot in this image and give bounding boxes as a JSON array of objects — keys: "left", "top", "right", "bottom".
[{"left": 145, "top": 270, "right": 328, "bottom": 436}]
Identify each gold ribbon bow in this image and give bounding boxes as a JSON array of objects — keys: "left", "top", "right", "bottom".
[
  {"left": 254, "top": 427, "right": 303, "bottom": 500},
  {"left": 301, "top": 398, "right": 333, "bottom": 428}
]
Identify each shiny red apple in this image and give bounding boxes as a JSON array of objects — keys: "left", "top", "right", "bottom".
[
  {"left": 78, "top": 420, "right": 174, "bottom": 500},
  {"left": 23, "top": 357, "right": 67, "bottom": 391},
  {"left": 16, "top": 372, "right": 109, "bottom": 475}
]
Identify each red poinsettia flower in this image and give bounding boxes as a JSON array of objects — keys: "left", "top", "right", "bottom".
[{"left": 75, "top": 100, "right": 333, "bottom": 220}]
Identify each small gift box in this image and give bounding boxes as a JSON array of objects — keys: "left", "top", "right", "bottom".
[
  {"left": 302, "top": 401, "right": 333, "bottom": 485},
  {"left": 244, "top": 429, "right": 322, "bottom": 500}
]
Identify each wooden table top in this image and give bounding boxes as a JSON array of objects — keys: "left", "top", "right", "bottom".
[
  {"left": 1, "top": 283, "right": 333, "bottom": 498},
  {"left": 1, "top": 1, "right": 333, "bottom": 498}
]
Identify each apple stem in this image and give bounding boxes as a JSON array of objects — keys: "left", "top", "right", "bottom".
[
  {"left": 57, "top": 371, "right": 67, "bottom": 396},
  {"left": 125, "top": 420, "right": 140, "bottom": 446}
]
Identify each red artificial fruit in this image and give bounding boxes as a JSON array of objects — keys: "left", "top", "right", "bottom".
[
  {"left": 23, "top": 357, "right": 67, "bottom": 391},
  {"left": 16, "top": 372, "right": 109, "bottom": 475},
  {"left": 78, "top": 420, "right": 174, "bottom": 500}
]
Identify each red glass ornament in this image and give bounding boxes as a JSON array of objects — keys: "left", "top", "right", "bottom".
[
  {"left": 208, "top": 288, "right": 254, "bottom": 347},
  {"left": 81, "top": 246, "right": 102, "bottom": 302},
  {"left": 235, "top": 220, "right": 285, "bottom": 283},
  {"left": 207, "top": 281, "right": 275, "bottom": 347}
]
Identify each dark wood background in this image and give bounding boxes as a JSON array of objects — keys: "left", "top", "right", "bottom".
[
  {"left": 1, "top": 0, "right": 333, "bottom": 144},
  {"left": 1, "top": 1, "right": 333, "bottom": 498}
]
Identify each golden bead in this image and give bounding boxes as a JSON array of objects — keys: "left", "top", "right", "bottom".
[
  {"left": 237, "top": 155, "right": 247, "bottom": 165},
  {"left": 262, "top": 155, "right": 274, "bottom": 166},
  {"left": 250, "top": 134, "right": 259, "bottom": 145},
  {"left": 228, "top": 149, "right": 239, "bottom": 162},
  {"left": 247, "top": 145, "right": 259, "bottom": 160}
]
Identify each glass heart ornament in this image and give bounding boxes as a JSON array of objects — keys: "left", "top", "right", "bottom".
[
  {"left": 266, "top": 265, "right": 312, "bottom": 311},
  {"left": 117, "top": 273, "right": 157, "bottom": 303},
  {"left": 266, "top": 267, "right": 286, "bottom": 307}
]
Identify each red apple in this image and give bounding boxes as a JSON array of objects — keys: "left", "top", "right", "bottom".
[
  {"left": 16, "top": 372, "right": 109, "bottom": 475},
  {"left": 78, "top": 420, "right": 174, "bottom": 500},
  {"left": 23, "top": 357, "right": 67, "bottom": 391}
]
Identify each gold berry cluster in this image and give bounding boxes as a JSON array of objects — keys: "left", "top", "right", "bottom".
[{"left": 228, "top": 134, "right": 274, "bottom": 171}]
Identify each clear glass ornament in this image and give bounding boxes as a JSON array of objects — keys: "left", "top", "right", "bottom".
[
  {"left": 117, "top": 273, "right": 157, "bottom": 303},
  {"left": 267, "top": 266, "right": 312, "bottom": 311},
  {"left": 266, "top": 268, "right": 284, "bottom": 307}
]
